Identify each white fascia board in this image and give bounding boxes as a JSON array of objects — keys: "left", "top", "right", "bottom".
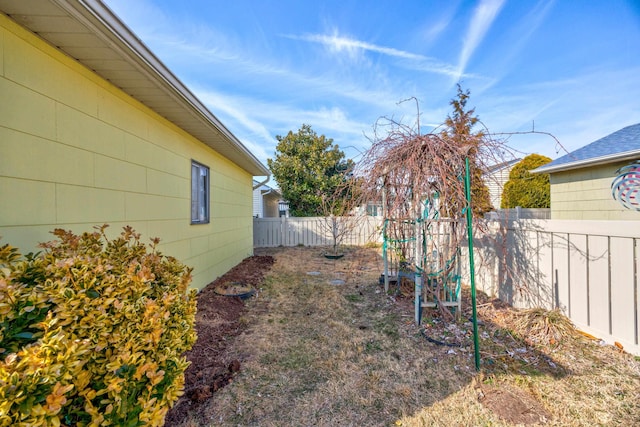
[{"left": 531, "top": 150, "right": 640, "bottom": 174}]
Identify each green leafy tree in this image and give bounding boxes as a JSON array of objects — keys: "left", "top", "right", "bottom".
[
  {"left": 501, "top": 154, "right": 552, "bottom": 208},
  {"left": 442, "top": 85, "right": 493, "bottom": 215},
  {"left": 268, "top": 124, "right": 355, "bottom": 217}
]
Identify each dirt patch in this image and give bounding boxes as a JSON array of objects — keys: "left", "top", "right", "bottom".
[
  {"left": 163, "top": 255, "right": 274, "bottom": 427},
  {"left": 479, "top": 383, "right": 551, "bottom": 425}
]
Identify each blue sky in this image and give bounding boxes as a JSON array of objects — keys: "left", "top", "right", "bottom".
[{"left": 103, "top": 0, "right": 640, "bottom": 172}]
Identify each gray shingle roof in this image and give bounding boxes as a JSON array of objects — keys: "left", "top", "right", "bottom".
[
  {"left": 484, "top": 158, "right": 521, "bottom": 174},
  {"left": 533, "top": 123, "right": 640, "bottom": 174}
]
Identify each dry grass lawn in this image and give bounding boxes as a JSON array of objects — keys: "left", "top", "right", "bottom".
[{"left": 175, "top": 246, "right": 640, "bottom": 426}]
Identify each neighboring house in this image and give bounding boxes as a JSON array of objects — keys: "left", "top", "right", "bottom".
[
  {"left": 278, "top": 200, "right": 290, "bottom": 218},
  {"left": 0, "top": 0, "right": 270, "bottom": 290},
  {"left": 532, "top": 123, "right": 640, "bottom": 220},
  {"left": 253, "top": 180, "right": 282, "bottom": 218},
  {"left": 365, "top": 202, "right": 383, "bottom": 217},
  {"left": 483, "top": 158, "right": 521, "bottom": 209}
]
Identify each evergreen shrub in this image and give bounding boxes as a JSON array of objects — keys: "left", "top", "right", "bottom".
[
  {"left": 0, "top": 225, "right": 197, "bottom": 426},
  {"left": 501, "top": 154, "right": 552, "bottom": 209}
]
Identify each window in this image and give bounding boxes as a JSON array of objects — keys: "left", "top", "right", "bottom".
[
  {"left": 366, "top": 203, "right": 382, "bottom": 217},
  {"left": 191, "top": 160, "right": 210, "bottom": 224}
]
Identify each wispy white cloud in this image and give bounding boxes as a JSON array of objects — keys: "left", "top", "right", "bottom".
[
  {"left": 472, "top": 0, "right": 556, "bottom": 95},
  {"left": 421, "top": 16, "right": 453, "bottom": 44},
  {"left": 286, "top": 31, "right": 472, "bottom": 79},
  {"left": 287, "top": 31, "right": 424, "bottom": 60},
  {"left": 475, "top": 64, "right": 640, "bottom": 158},
  {"left": 195, "top": 90, "right": 274, "bottom": 161},
  {"left": 504, "top": 0, "right": 555, "bottom": 60},
  {"left": 107, "top": 12, "right": 405, "bottom": 110},
  {"left": 105, "top": 0, "right": 468, "bottom": 127},
  {"left": 456, "top": 0, "right": 506, "bottom": 80},
  {"left": 194, "top": 86, "right": 376, "bottom": 162},
  {"left": 408, "top": 59, "right": 486, "bottom": 80},
  {"left": 104, "top": 0, "right": 640, "bottom": 171}
]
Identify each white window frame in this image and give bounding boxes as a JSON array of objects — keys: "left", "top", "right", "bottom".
[{"left": 191, "top": 160, "right": 210, "bottom": 224}]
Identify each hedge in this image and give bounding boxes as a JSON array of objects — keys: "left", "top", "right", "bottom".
[{"left": 0, "top": 225, "right": 197, "bottom": 426}]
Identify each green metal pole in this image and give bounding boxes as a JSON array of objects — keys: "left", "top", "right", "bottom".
[{"left": 464, "top": 157, "right": 481, "bottom": 371}]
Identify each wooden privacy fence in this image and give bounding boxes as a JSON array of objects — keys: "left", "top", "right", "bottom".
[
  {"left": 470, "top": 219, "right": 640, "bottom": 355},
  {"left": 253, "top": 216, "right": 383, "bottom": 248}
]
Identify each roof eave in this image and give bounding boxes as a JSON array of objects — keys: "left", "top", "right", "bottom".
[
  {"left": 55, "top": 0, "right": 270, "bottom": 176},
  {"left": 483, "top": 158, "right": 521, "bottom": 176},
  {"left": 531, "top": 150, "right": 640, "bottom": 174}
]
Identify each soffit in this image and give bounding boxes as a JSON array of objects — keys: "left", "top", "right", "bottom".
[{"left": 0, "top": 0, "right": 269, "bottom": 176}]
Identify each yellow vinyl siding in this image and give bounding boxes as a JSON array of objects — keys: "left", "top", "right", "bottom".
[
  {"left": 4, "top": 27, "right": 99, "bottom": 116},
  {"left": 56, "top": 185, "right": 127, "bottom": 224},
  {"left": 56, "top": 104, "right": 127, "bottom": 159},
  {"left": 0, "top": 127, "right": 94, "bottom": 185},
  {"left": 550, "top": 162, "right": 639, "bottom": 220},
  {"left": 0, "top": 13, "right": 254, "bottom": 289},
  {"left": 0, "top": 77, "right": 57, "bottom": 139},
  {"left": 0, "top": 178, "right": 57, "bottom": 225}
]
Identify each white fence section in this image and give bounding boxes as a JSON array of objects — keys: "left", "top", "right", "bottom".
[
  {"left": 471, "top": 219, "right": 640, "bottom": 355},
  {"left": 253, "top": 216, "right": 383, "bottom": 248}
]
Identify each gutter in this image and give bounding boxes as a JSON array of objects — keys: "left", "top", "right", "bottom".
[{"left": 253, "top": 176, "right": 270, "bottom": 190}]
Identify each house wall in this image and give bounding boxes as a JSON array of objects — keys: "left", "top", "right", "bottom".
[
  {"left": 550, "top": 162, "right": 640, "bottom": 220},
  {"left": 252, "top": 187, "right": 264, "bottom": 218},
  {"left": 263, "top": 193, "right": 280, "bottom": 217},
  {"left": 252, "top": 186, "right": 280, "bottom": 218},
  {"left": 0, "top": 14, "right": 254, "bottom": 290},
  {"left": 484, "top": 164, "right": 514, "bottom": 209}
]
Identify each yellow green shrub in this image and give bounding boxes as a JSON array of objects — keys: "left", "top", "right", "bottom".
[{"left": 0, "top": 225, "right": 197, "bottom": 426}]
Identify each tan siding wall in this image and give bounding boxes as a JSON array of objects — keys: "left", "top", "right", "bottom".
[
  {"left": 550, "top": 162, "right": 640, "bottom": 220},
  {"left": 0, "top": 14, "right": 254, "bottom": 290},
  {"left": 263, "top": 194, "right": 280, "bottom": 218}
]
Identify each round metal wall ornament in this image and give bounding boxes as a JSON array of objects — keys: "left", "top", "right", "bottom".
[{"left": 611, "top": 161, "right": 640, "bottom": 211}]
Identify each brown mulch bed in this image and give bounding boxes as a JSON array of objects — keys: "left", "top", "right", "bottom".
[{"left": 163, "top": 255, "right": 275, "bottom": 426}]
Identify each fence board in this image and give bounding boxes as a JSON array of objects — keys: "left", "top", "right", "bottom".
[
  {"left": 636, "top": 241, "right": 640, "bottom": 347},
  {"left": 551, "top": 233, "right": 570, "bottom": 313},
  {"left": 538, "top": 231, "right": 554, "bottom": 310},
  {"left": 610, "top": 237, "right": 635, "bottom": 345},
  {"left": 588, "top": 235, "right": 609, "bottom": 332},
  {"left": 568, "top": 234, "right": 589, "bottom": 325}
]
